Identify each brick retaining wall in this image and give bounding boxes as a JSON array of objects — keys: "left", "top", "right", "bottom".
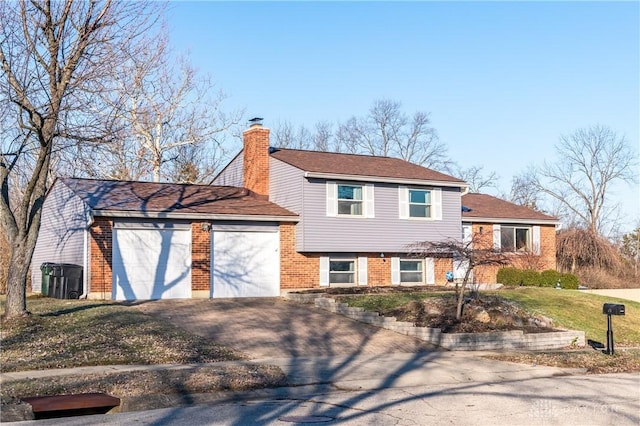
[{"left": 312, "top": 296, "right": 585, "bottom": 351}]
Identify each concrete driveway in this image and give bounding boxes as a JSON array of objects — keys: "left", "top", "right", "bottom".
[{"left": 135, "top": 298, "right": 435, "bottom": 358}]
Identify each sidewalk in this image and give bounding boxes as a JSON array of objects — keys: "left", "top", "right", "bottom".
[{"left": 1, "top": 351, "right": 586, "bottom": 388}]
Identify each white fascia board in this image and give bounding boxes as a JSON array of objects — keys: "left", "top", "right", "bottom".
[
  {"left": 304, "top": 171, "right": 468, "bottom": 189},
  {"left": 91, "top": 210, "right": 299, "bottom": 222},
  {"left": 463, "top": 217, "right": 560, "bottom": 226}
]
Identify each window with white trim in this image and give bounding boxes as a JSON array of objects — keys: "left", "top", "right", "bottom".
[
  {"left": 500, "top": 226, "right": 531, "bottom": 252},
  {"left": 399, "top": 186, "right": 441, "bottom": 220},
  {"left": 338, "top": 185, "right": 363, "bottom": 216},
  {"left": 329, "top": 259, "right": 356, "bottom": 284},
  {"left": 400, "top": 260, "right": 423, "bottom": 284},
  {"left": 326, "top": 181, "right": 374, "bottom": 217},
  {"left": 409, "top": 189, "right": 431, "bottom": 218}
]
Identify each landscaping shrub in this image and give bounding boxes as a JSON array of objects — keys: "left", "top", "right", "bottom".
[
  {"left": 540, "top": 269, "right": 561, "bottom": 288},
  {"left": 520, "top": 269, "right": 540, "bottom": 286},
  {"left": 496, "top": 267, "right": 521, "bottom": 285},
  {"left": 497, "top": 267, "right": 573, "bottom": 288},
  {"left": 559, "top": 273, "right": 579, "bottom": 289}
]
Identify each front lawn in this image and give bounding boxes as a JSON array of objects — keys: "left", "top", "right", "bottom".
[
  {"left": 339, "top": 287, "right": 640, "bottom": 345},
  {"left": 0, "top": 296, "right": 243, "bottom": 372}
]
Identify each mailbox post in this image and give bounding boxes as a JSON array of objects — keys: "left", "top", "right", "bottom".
[{"left": 602, "top": 303, "right": 625, "bottom": 355}]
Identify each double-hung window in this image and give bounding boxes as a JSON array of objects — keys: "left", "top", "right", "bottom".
[
  {"left": 409, "top": 190, "right": 431, "bottom": 218},
  {"left": 400, "top": 260, "right": 423, "bottom": 284},
  {"left": 329, "top": 259, "right": 356, "bottom": 284},
  {"left": 337, "top": 185, "right": 363, "bottom": 216},
  {"left": 326, "top": 181, "right": 374, "bottom": 217},
  {"left": 399, "top": 186, "right": 442, "bottom": 220},
  {"left": 500, "top": 226, "right": 531, "bottom": 252}
]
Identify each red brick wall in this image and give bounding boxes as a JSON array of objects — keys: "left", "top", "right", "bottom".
[
  {"left": 191, "top": 222, "right": 211, "bottom": 292},
  {"left": 279, "top": 222, "right": 454, "bottom": 288},
  {"left": 280, "top": 223, "right": 321, "bottom": 288},
  {"left": 471, "top": 223, "right": 557, "bottom": 284},
  {"left": 243, "top": 125, "right": 270, "bottom": 197},
  {"left": 89, "top": 217, "right": 112, "bottom": 297}
]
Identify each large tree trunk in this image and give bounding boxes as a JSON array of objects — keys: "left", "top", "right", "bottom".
[{"left": 4, "top": 236, "right": 32, "bottom": 317}]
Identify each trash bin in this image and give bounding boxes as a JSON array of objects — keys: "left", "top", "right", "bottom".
[
  {"left": 48, "top": 264, "right": 83, "bottom": 299},
  {"left": 61, "top": 264, "right": 83, "bottom": 299},
  {"left": 49, "top": 265, "right": 64, "bottom": 299},
  {"left": 40, "top": 263, "right": 55, "bottom": 297}
]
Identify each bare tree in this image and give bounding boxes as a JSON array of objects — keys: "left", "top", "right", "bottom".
[
  {"left": 408, "top": 233, "right": 509, "bottom": 320},
  {"left": 336, "top": 99, "right": 452, "bottom": 171},
  {"left": 535, "top": 125, "right": 637, "bottom": 235},
  {"left": 87, "top": 30, "right": 242, "bottom": 182},
  {"left": 272, "top": 120, "right": 314, "bottom": 150},
  {"left": 455, "top": 165, "right": 499, "bottom": 193},
  {"left": 509, "top": 166, "right": 542, "bottom": 211},
  {"left": 0, "top": 0, "right": 159, "bottom": 318},
  {"left": 620, "top": 227, "right": 640, "bottom": 277}
]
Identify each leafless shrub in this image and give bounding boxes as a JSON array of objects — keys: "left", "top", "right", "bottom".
[{"left": 556, "top": 228, "right": 621, "bottom": 273}]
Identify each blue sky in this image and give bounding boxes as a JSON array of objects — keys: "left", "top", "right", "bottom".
[{"left": 167, "top": 1, "right": 639, "bottom": 232}]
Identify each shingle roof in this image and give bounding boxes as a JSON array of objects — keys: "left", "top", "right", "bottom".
[
  {"left": 270, "top": 148, "right": 465, "bottom": 184},
  {"left": 461, "top": 193, "right": 557, "bottom": 222},
  {"left": 59, "top": 178, "right": 297, "bottom": 218}
]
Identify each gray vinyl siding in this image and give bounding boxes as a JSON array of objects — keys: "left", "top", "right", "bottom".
[
  {"left": 31, "top": 181, "right": 91, "bottom": 293},
  {"left": 212, "top": 152, "right": 244, "bottom": 187},
  {"left": 299, "top": 179, "right": 461, "bottom": 252},
  {"left": 269, "top": 158, "right": 306, "bottom": 247}
]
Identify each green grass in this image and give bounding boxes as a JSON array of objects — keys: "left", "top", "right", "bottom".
[
  {"left": 489, "top": 287, "right": 640, "bottom": 346},
  {"left": 337, "top": 291, "right": 452, "bottom": 311},
  {"left": 340, "top": 287, "right": 640, "bottom": 346},
  {"left": 0, "top": 296, "right": 243, "bottom": 373}
]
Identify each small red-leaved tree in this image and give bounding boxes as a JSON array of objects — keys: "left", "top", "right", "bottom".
[{"left": 408, "top": 232, "right": 509, "bottom": 321}]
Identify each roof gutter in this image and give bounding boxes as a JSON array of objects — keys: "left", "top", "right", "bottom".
[
  {"left": 90, "top": 210, "right": 299, "bottom": 222},
  {"left": 462, "top": 217, "right": 561, "bottom": 226},
  {"left": 303, "top": 171, "right": 468, "bottom": 189}
]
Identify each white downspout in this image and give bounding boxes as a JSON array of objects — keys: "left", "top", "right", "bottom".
[{"left": 80, "top": 216, "right": 94, "bottom": 299}]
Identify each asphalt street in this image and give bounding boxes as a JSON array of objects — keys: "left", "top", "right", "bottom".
[{"left": 10, "top": 372, "right": 640, "bottom": 426}]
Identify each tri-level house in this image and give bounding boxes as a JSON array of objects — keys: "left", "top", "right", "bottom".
[
  {"left": 31, "top": 120, "right": 558, "bottom": 301},
  {"left": 213, "top": 120, "right": 468, "bottom": 290}
]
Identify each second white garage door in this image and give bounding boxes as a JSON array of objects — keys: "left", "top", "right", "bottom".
[
  {"left": 211, "top": 231, "right": 280, "bottom": 298},
  {"left": 112, "top": 226, "right": 192, "bottom": 301}
]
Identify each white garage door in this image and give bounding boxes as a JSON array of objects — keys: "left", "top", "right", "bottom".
[
  {"left": 212, "top": 231, "right": 280, "bottom": 298},
  {"left": 112, "top": 227, "right": 192, "bottom": 300}
]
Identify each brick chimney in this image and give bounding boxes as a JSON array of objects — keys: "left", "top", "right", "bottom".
[{"left": 243, "top": 118, "right": 270, "bottom": 198}]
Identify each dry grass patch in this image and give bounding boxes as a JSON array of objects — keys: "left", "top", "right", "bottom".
[
  {"left": 487, "top": 349, "right": 640, "bottom": 374},
  {"left": 0, "top": 364, "right": 287, "bottom": 406},
  {"left": 0, "top": 297, "right": 243, "bottom": 372}
]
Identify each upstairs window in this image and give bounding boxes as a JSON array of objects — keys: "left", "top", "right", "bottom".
[
  {"left": 326, "top": 181, "right": 374, "bottom": 217},
  {"left": 399, "top": 186, "right": 442, "bottom": 220},
  {"left": 408, "top": 189, "right": 431, "bottom": 218},
  {"left": 338, "top": 185, "right": 363, "bottom": 216}
]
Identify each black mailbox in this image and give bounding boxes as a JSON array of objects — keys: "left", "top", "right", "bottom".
[{"left": 603, "top": 303, "right": 625, "bottom": 316}]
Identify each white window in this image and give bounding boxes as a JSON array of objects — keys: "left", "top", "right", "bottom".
[
  {"left": 330, "top": 259, "right": 356, "bottom": 284},
  {"left": 409, "top": 189, "right": 431, "bottom": 218},
  {"left": 338, "top": 185, "right": 363, "bottom": 216},
  {"left": 320, "top": 256, "right": 368, "bottom": 286},
  {"left": 392, "top": 257, "right": 435, "bottom": 285},
  {"left": 400, "top": 260, "right": 423, "bottom": 284},
  {"left": 399, "top": 186, "right": 442, "bottom": 220},
  {"left": 498, "top": 225, "right": 540, "bottom": 254},
  {"left": 326, "top": 181, "right": 374, "bottom": 217}
]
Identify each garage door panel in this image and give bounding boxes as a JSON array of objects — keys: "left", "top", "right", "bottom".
[
  {"left": 212, "top": 231, "right": 279, "bottom": 298},
  {"left": 112, "top": 228, "right": 191, "bottom": 300}
]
